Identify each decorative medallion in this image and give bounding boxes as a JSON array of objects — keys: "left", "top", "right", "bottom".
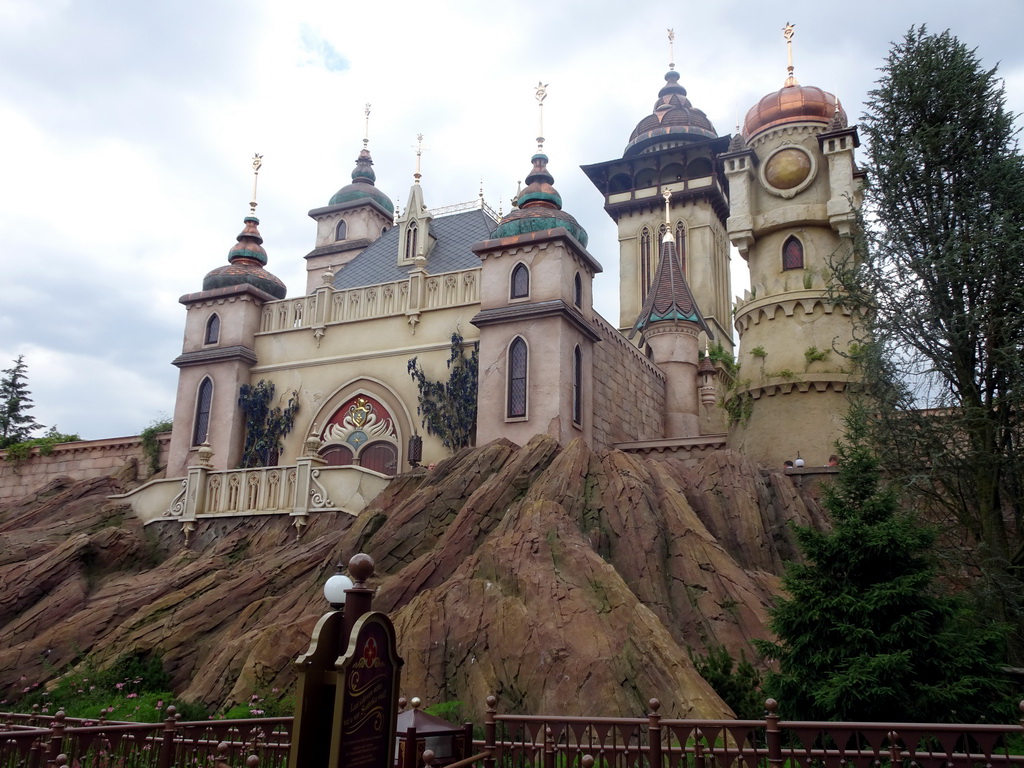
[
  {"left": 759, "top": 144, "right": 816, "bottom": 199},
  {"left": 321, "top": 394, "right": 398, "bottom": 447}
]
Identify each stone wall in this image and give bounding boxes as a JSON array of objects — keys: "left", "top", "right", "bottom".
[
  {"left": 0, "top": 433, "right": 171, "bottom": 502},
  {"left": 591, "top": 315, "right": 666, "bottom": 450}
]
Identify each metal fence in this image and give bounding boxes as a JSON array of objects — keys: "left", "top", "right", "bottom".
[{"left": 4, "top": 698, "right": 1024, "bottom": 768}]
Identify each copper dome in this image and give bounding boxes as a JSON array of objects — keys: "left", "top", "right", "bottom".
[{"left": 743, "top": 83, "right": 843, "bottom": 140}]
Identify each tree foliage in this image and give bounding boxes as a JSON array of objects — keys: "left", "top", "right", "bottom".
[
  {"left": 756, "top": 407, "right": 1011, "bottom": 723},
  {"left": 690, "top": 645, "right": 764, "bottom": 720},
  {"left": 835, "top": 27, "right": 1024, "bottom": 656},
  {"left": 407, "top": 332, "right": 478, "bottom": 452},
  {"left": 238, "top": 380, "right": 299, "bottom": 468},
  {"left": 0, "top": 355, "right": 44, "bottom": 449}
]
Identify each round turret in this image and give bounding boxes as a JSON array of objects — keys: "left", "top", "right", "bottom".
[
  {"left": 491, "top": 153, "right": 588, "bottom": 247},
  {"left": 203, "top": 216, "right": 287, "bottom": 299},
  {"left": 624, "top": 70, "right": 718, "bottom": 157},
  {"left": 328, "top": 148, "right": 395, "bottom": 215}
]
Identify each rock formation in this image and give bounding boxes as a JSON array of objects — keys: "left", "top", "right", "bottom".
[{"left": 0, "top": 437, "right": 827, "bottom": 721}]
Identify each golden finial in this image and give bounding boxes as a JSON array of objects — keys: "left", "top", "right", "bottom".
[
  {"left": 249, "top": 153, "right": 263, "bottom": 216},
  {"left": 782, "top": 22, "right": 799, "bottom": 87},
  {"left": 413, "top": 133, "right": 425, "bottom": 183},
  {"left": 667, "top": 29, "right": 675, "bottom": 71},
  {"left": 363, "top": 103, "right": 371, "bottom": 149},
  {"left": 535, "top": 82, "right": 548, "bottom": 152}
]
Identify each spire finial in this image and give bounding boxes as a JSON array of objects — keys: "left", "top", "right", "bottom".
[
  {"left": 363, "top": 103, "right": 371, "bottom": 150},
  {"left": 479, "top": 177, "right": 485, "bottom": 209},
  {"left": 535, "top": 82, "right": 548, "bottom": 152},
  {"left": 662, "top": 188, "right": 673, "bottom": 242},
  {"left": 413, "top": 133, "right": 425, "bottom": 183},
  {"left": 783, "top": 22, "right": 799, "bottom": 87},
  {"left": 667, "top": 28, "right": 675, "bottom": 71},
  {"left": 249, "top": 153, "right": 263, "bottom": 216}
]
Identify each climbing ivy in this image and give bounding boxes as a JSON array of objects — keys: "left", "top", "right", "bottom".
[
  {"left": 238, "top": 380, "right": 299, "bottom": 468},
  {"left": 407, "top": 332, "right": 478, "bottom": 452},
  {"left": 139, "top": 417, "right": 173, "bottom": 475}
]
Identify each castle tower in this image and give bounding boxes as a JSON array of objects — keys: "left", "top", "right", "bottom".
[
  {"left": 581, "top": 40, "right": 733, "bottom": 353},
  {"left": 630, "top": 190, "right": 713, "bottom": 438},
  {"left": 722, "top": 24, "right": 862, "bottom": 467},
  {"left": 304, "top": 106, "right": 395, "bottom": 293},
  {"left": 168, "top": 156, "right": 288, "bottom": 476},
  {"left": 472, "top": 99, "right": 602, "bottom": 447}
]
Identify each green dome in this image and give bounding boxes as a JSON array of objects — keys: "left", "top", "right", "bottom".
[
  {"left": 328, "top": 147, "right": 395, "bottom": 214},
  {"left": 491, "top": 152, "right": 588, "bottom": 247}
]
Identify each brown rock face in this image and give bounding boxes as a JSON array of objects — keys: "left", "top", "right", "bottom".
[{"left": 0, "top": 441, "right": 826, "bottom": 721}]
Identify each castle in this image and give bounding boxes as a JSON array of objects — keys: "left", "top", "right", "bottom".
[{"left": 163, "top": 32, "right": 862, "bottom": 485}]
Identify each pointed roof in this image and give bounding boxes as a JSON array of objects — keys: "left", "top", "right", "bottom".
[{"left": 629, "top": 232, "right": 711, "bottom": 340}]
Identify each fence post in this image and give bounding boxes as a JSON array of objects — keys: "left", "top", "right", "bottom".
[
  {"left": 483, "top": 695, "right": 497, "bottom": 768},
  {"left": 765, "top": 699, "right": 782, "bottom": 768},
  {"left": 158, "top": 705, "right": 178, "bottom": 768},
  {"left": 544, "top": 725, "right": 555, "bottom": 768},
  {"left": 648, "top": 699, "right": 662, "bottom": 768},
  {"left": 46, "top": 710, "right": 66, "bottom": 766}
]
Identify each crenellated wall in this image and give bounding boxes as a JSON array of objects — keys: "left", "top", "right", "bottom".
[
  {"left": 0, "top": 433, "right": 171, "bottom": 502},
  {"left": 590, "top": 315, "right": 666, "bottom": 449}
]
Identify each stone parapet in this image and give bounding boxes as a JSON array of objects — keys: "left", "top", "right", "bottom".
[{"left": 0, "top": 433, "right": 171, "bottom": 502}]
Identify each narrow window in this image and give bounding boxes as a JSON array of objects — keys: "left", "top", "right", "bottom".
[
  {"left": 574, "top": 272, "right": 583, "bottom": 308},
  {"left": 381, "top": 225, "right": 388, "bottom": 236},
  {"left": 675, "top": 221, "right": 687, "bottom": 274},
  {"left": 782, "top": 235, "right": 804, "bottom": 271},
  {"left": 204, "top": 314, "right": 220, "bottom": 345},
  {"left": 405, "top": 220, "right": 418, "bottom": 261},
  {"left": 507, "top": 337, "right": 528, "bottom": 418},
  {"left": 193, "top": 378, "right": 213, "bottom": 446},
  {"left": 640, "top": 227, "right": 652, "bottom": 299},
  {"left": 335, "top": 219, "right": 347, "bottom": 241},
  {"left": 510, "top": 263, "right": 530, "bottom": 299},
  {"left": 572, "top": 345, "right": 582, "bottom": 425}
]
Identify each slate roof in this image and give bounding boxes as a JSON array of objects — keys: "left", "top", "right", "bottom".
[{"left": 332, "top": 208, "right": 498, "bottom": 290}]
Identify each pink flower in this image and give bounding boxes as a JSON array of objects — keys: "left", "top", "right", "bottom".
[
  {"left": 127, "top": 693, "right": 138, "bottom": 699},
  {"left": 115, "top": 683, "right": 125, "bottom": 690}
]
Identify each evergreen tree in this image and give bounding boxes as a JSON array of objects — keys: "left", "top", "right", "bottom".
[
  {"left": 0, "top": 355, "right": 44, "bottom": 449},
  {"left": 756, "top": 407, "right": 1012, "bottom": 723},
  {"left": 835, "top": 27, "right": 1024, "bottom": 655},
  {"left": 407, "top": 332, "right": 478, "bottom": 452}
]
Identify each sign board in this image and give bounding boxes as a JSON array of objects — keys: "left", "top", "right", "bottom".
[{"left": 330, "top": 611, "right": 403, "bottom": 768}]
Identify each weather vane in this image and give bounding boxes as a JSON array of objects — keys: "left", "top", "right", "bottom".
[
  {"left": 783, "top": 22, "right": 799, "bottom": 86},
  {"left": 668, "top": 28, "right": 675, "bottom": 71},
  {"left": 535, "top": 81, "right": 548, "bottom": 152},
  {"left": 250, "top": 153, "right": 263, "bottom": 216},
  {"left": 363, "top": 103, "right": 371, "bottom": 149}
]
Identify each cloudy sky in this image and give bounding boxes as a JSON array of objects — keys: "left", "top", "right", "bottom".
[{"left": 2, "top": 0, "right": 1022, "bottom": 440}]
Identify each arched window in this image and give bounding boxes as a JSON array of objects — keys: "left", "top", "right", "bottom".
[
  {"left": 335, "top": 219, "right": 347, "bottom": 241},
  {"left": 640, "top": 227, "right": 653, "bottom": 299},
  {"left": 320, "top": 444, "right": 354, "bottom": 466},
  {"left": 360, "top": 441, "right": 398, "bottom": 474},
  {"left": 675, "top": 221, "right": 687, "bottom": 274},
  {"left": 572, "top": 345, "right": 582, "bottom": 425},
  {"left": 192, "top": 378, "right": 213, "bottom": 446},
  {"left": 510, "top": 263, "right": 530, "bottom": 299},
  {"left": 574, "top": 272, "right": 583, "bottom": 308},
  {"left": 782, "top": 235, "right": 804, "bottom": 271},
  {"left": 381, "top": 225, "right": 389, "bottom": 236},
  {"left": 204, "top": 314, "right": 220, "bottom": 345},
  {"left": 405, "top": 220, "right": 418, "bottom": 262},
  {"left": 507, "top": 337, "right": 528, "bottom": 419}
]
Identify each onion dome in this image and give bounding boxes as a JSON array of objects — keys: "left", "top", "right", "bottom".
[
  {"left": 203, "top": 216, "right": 287, "bottom": 299},
  {"left": 490, "top": 152, "right": 589, "bottom": 247},
  {"left": 624, "top": 71, "right": 718, "bottom": 157},
  {"left": 328, "top": 148, "right": 395, "bottom": 215},
  {"left": 629, "top": 230, "right": 711, "bottom": 340},
  {"left": 743, "top": 83, "right": 844, "bottom": 140}
]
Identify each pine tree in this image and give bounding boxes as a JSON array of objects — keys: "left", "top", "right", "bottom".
[
  {"left": 835, "top": 26, "right": 1024, "bottom": 656},
  {"left": 756, "top": 406, "right": 1012, "bottom": 723},
  {"left": 0, "top": 355, "right": 44, "bottom": 449}
]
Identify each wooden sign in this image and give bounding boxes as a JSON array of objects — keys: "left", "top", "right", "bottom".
[{"left": 330, "top": 611, "right": 403, "bottom": 768}]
